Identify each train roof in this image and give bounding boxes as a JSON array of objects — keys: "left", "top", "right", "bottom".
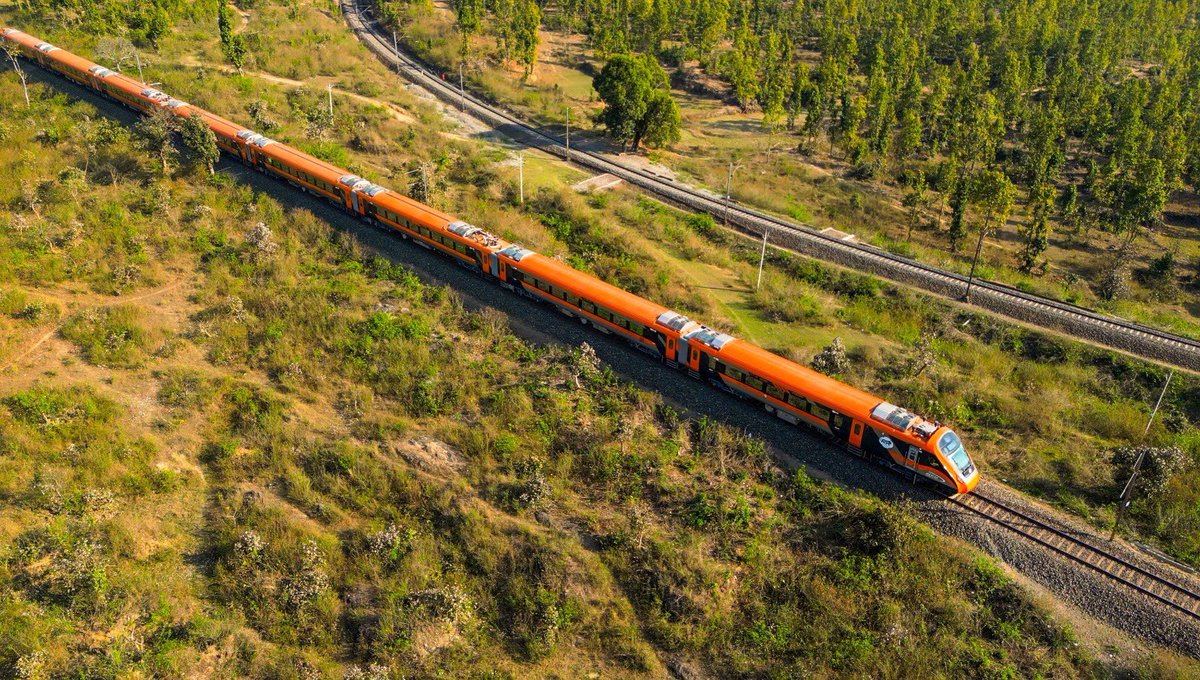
[
  {"left": 717, "top": 339, "right": 882, "bottom": 418},
  {"left": 189, "top": 107, "right": 244, "bottom": 139},
  {"left": 371, "top": 188, "right": 457, "bottom": 230},
  {"left": 254, "top": 138, "right": 346, "bottom": 183},
  {"left": 2, "top": 27, "right": 40, "bottom": 49},
  {"left": 46, "top": 43, "right": 99, "bottom": 74},
  {"left": 512, "top": 252, "right": 670, "bottom": 325}
]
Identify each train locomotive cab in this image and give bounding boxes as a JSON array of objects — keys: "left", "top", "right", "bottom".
[
  {"left": 936, "top": 429, "right": 979, "bottom": 494},
  {"left": 866, "top": 402, "right": 978, "bottom": 495}
]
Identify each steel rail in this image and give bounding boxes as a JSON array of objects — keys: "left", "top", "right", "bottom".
[
  {"left": 953, "top": 491, "right": 1200, "bottom": 623},
  {"left": 343, "top": 0, "right": 1200, "bottom": 372}
]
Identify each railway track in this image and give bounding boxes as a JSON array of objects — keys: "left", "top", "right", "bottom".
[
  {"left": 342, "top": 0, "right": 1200, "bottom": 372},
  {"left": 953, "top": 491, "right": 1200, "bottom": 623}
]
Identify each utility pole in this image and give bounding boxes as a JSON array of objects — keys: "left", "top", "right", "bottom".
[
  {"left": 135, "top": 52, "right": 144, "bottom": 84},
  {"left": 1110, "top": 370, "right": 1173, "bottom": 540},
  {"left": 964, "top": 223, "right": 987, "bottom": 301},
  {"left": 724, "top": 161, "right": 734, "bottom": 226},
  {"left": 458, "top": 61, "right": 465, "bottom": 111},
  {"left": 518, "top": 152, "right": 524, "bottom": 205},
  {"left": 756, "top": 228, "right": 769, "bottom": 291},
  {"left": 565, "top": 108, "right": 571, "bottom": 163},
  {"left": 392, "top": 30, "right": 398, "bottom": 56},
  {"left": 327, "top": 83, "right": 334, "bottom": 116}
]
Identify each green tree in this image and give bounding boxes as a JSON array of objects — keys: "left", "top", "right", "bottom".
[
  {"left": 511, "top": 0, "right": 541, "bottom": 80},
  {"left": 136, "top": 106, "right": 179, "bottom": 176},
  {"left": 902, "top": 170, "right": 928, "bottom": 241},
  {"left": 223, "top": 34, "right": 247, "bottom": 72},
  {"left": 453, "top": 0, "right": 484, "bottom": 58},
  {"left": 594, "top": 54, "right": 679, "bottom": 151},
  {"left": 1114, "top": 155, "right": 1169, "bottom": 237},
  {"left": 948, "top": 177, "right": 968, "bottom": 252},
  {"left": 181, "top": 114, "right": 220, "bottom": 175},
  {"left": 970, "top": 168, "right": 1016, "bottom": 259},
  {"left": 218, "top": 1, "right": 234, "bottom": 45},
  {"left": 1020, "top": 180, "right": 1055, "bottom": 272},
  {"left": 726, "top": 25, "right": 760, "bottom": 111},
  {"left": 638, "top": 90, "right": 681, "bottom": 148}
]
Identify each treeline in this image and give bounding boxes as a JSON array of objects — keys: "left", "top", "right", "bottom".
[{"left": 463, "top": 0, "right": 1200, "bottom": 272}]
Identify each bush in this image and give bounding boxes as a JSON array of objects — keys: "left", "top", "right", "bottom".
[{"left": 61, "top": 305, "right": 152, "bottom": 368}]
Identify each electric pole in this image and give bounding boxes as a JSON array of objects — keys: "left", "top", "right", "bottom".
[
  {"left": 756, "top": 228, "right": 769, "bottom": 291},
  {"left": 565, "top": 108, "right": 571, "bottom": 163},
  {"left": 458, "top": 61, "right": 465, "bottom": 111},
  {"left": 723, "top": 161, "right": 742, "bottom": 226},
  {"left": 518, "top": 152, "right": 524, "bottom": 205},
  {"left": 136, "top": 52, "right": 144, "bottom": 84},
  {"left": 327, "top": 83, "right": 334, "bottom": 116},
  {"left": 964, "top": 223, "right": 987, "bottom": 301},
  {"left": 1110, "top": 370, "right": 1173, "bottom": 540}
]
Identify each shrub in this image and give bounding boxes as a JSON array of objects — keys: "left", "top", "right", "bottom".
[
  {"left": 1111, "top": 445, "right": 1190, "bottom": 499},
  {"left": 61, "top": 305, "right": 151, "bottom": 368},
  {"left": 811, "top": 337, "right": 848, "bottom": 375}
]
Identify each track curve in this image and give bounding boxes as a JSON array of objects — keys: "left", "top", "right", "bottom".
[{"left": 342, "top": 0, "right": 1200, "bottom": 372}]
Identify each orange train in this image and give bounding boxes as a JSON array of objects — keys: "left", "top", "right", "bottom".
[{"left": 1, "top": 27, "right": 980, "bottom": 494}]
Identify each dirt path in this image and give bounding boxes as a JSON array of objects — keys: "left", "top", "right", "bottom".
[
  {"left": 176, "top": 56, "right": 417, "bottom": 124},
  {"left": 0, "top": 280, "right": 185, "bottom": 375}
]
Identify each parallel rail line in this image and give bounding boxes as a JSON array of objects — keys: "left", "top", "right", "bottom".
[
  {"left": 953, "top": 492, "right": 1200, "bottom": 623},
  {"left": 343, "top": 0, "right": 1200, "bottom": 372}
]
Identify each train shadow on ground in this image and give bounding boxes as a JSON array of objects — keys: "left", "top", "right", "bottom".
[{"left": 24, "top": 64, "right": 938, "bottom": 509}]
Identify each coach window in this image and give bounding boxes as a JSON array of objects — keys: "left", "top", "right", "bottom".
[
  {"left": 810, "top": 403, "right": 831, "bottom": 421},
  {"left": 766, "top": 384, "right": 785, "bottom": 400},
  {"left": 853, "top": 422, "right": 863, "bottom": 436},
  {"left": 787, "top": 393, "right": 807, "bottom": 410},
  {"left": 747, "top": 375, "right": 765, "bottom": 391}
]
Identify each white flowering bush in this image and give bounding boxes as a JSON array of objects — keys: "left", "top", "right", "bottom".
[{"left": 368, "top": 524, "right": 415, "bottom": 566}]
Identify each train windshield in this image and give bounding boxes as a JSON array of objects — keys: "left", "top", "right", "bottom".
[{"left": 939, "top": 430, "right": 973, "bottom": 473}]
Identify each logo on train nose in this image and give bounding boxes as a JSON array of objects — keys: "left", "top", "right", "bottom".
[{"left": 878, "top": 436, "right": 894, "bottom": 450}]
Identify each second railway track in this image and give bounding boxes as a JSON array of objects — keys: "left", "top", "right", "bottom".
[
  {"left": 342, "top": 0, "right": 1200, "bottom": 373},
  {"left": 954, "top": 491, "right": 1200, "bottom": 624}
]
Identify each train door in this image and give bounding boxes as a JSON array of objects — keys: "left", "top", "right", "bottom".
[
  {"left": 848, "top": 421, "right": 865, "bottom": 449},
  {"left": 350, "top": 191, "right": 360, "bottom": 214},
  {"left": 687, "top": 346, "right": 701, "bottom": 372},
  {"left": 904, "top": 444, "right": 920, "bottom": 471},
  {"left": 830, "top": 412, "right": 852, "bottom": 443},
  {"left": 490, "top": 253, "right": 501, "bottom": 279},
  {"left": 664, "top": 336, "right": 677, "bottom": 365}
]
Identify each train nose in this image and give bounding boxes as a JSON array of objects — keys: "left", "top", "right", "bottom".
[{"left": 961, "top": 470, "right": 981, "bottom": 494}]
